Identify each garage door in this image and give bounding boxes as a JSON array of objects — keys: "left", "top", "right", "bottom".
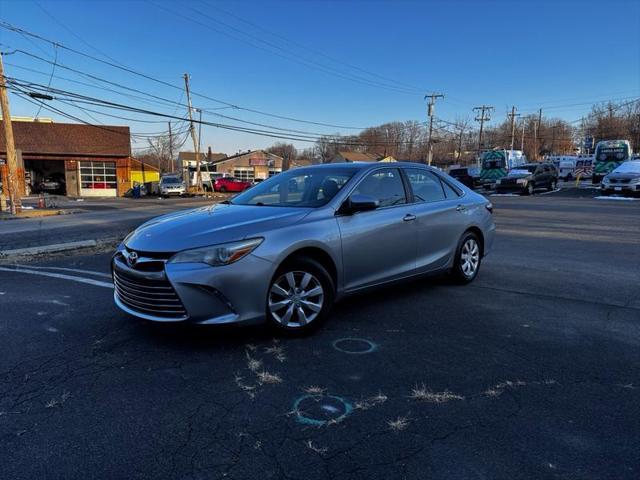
[{"left": 80, "top": 161, "right": 117, "bottom": 197}]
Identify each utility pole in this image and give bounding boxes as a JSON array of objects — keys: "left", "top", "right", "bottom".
[
  {"left": 0, "top": 52, "right": 21, "bottom": 214},
  {"left": 473, "top": 105, "right": 493, "bottom": 155},
  {"left": 520, "top": 122, "right": 525, "bottom": 152},
  {"left": 167, "top": 121, "right": 174, "bottom": 173},
  {"left": 183, "top": 73, "right": 202, "bottom": 192},
  {"left": 457, "top": 124, "right": 465, "bottom": 164},
  {"left": 507, "top": 106, "right": 521, "bottom": 153},
  {"left": 425, "top": 93, "right": 444, "bottom": 165},
  {"left": 533, "top": 120, "right": 538, "bottom": 161}
]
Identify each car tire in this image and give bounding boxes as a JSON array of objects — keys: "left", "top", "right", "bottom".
[
  {"left": 450, "top": 232, "right": 482, "bottom": 284},
  {"left": 220, "top": 186, "right": 227, "bottom": 193},
  {"left": 548, "top": 180, "right": 557, "bottom": 191},
  {"left": 526, "top": 183, "right": 535, "bottom": 195},
  {"left": 266, "top": 257, "right": 335, "bottom": 336}
]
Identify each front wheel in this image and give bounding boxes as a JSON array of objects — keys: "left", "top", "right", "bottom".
[
  {"left": 526, "top": 183, "right": 535, "bottom": 195},
  {"left": 450, "top": 232, "right": 482, "bottom": 284},
  {"left": 548, "top": 180, "right": 557, "bottom": 191},
  {"left": 266, "top": 257, "right": 335, "bottom": 335}
]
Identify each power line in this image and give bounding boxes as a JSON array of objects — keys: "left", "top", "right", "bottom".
[
  {"left": 201, "top": 0, "right": 424, "bottom": 93},
  {"left": 9, "top": 81, "right": 428, "bottom": 147},
  {"left": 177, "top": 1, "right": 422, "bottom": 95},
  {"left": 0, "top": 21, "right": 371, "bottom": 130}
]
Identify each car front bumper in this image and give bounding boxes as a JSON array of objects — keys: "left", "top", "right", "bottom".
[
  {"left": 112, "top": 247, "right": 275, "bottom": 325},
  {"left": 601, "top": 184, "right": 640, "bottom": 195},
  {"left": 495, "top": 183, "right": 526, "bottom": 193}
]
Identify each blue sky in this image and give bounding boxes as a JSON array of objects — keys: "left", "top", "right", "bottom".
[{"left": 1, "top": 0, "right": 639, "bottom": 154}]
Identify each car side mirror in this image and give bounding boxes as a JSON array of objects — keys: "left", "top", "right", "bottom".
[{"left": 342, "top": 194, "right": 379, "bottom": 214}]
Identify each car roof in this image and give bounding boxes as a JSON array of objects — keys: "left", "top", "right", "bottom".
[{"left": 289, "top": 161, "right": 438, "bottom": 173}]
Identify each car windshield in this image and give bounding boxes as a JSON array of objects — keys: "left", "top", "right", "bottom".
[
  {"left": 161, "top": 177, "right": 182, "bottom": 184},
  {"left": 509, "top": 166, "right": 536, "bottom": 175},
  {"left": 612, "top": 161, "right": 640, "bottom": 175},
  {"left": 449, "top": 169, "right": 467, "bottom": 176},
  {"left": 231, "top": 168, "right": 357, "bottom": 207}
]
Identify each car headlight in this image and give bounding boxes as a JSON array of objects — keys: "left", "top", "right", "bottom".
[
  {"left": 169, "top": 238, "right": 263, "bottom": 266},
  {"left": 602, "top": 177, "right": 610, "bottom": 184},
  {"left": 516, "top": 178, "right": 528, "bottom": 185},
  {"left": 629, "top": 177, "right": 640, "bottom": 185}
]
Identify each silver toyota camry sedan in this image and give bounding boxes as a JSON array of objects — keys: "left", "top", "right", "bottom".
[{"left": 112, "top": 162, "right": 495, "bottom": 333}]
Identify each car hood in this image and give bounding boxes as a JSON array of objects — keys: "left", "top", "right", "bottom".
[
  {"left": 605, "top": 172, "right": 640, "bottom": 181},
  {"left": 125, "top": 203, "right": 310, "bottom": 252}
]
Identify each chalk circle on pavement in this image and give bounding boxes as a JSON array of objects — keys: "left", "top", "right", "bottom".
[
  {"left": 293, "top": 394, "right": 354, "bottom": 427},
  {"left": 332, "top": 337, "right": 378, "bottom": 354}
]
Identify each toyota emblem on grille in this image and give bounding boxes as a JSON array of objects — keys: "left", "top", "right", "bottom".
[{"left": 127, "top": 251, "right": 139, "bottom": 267}]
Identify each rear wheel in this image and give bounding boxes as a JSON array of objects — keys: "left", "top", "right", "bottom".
[
  {"left": 220, "top": 186, "right": 227, "bottom": 193},
  {"left": 267, "top": 257, "right": 334, "bottom": 335},
  {"left": 450, "top": 232, "right": 482, "bottom": 284}
]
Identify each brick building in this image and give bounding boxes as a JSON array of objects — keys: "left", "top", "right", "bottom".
[{"left": 0, "top": 119, "right": 158, "bottom": 197}]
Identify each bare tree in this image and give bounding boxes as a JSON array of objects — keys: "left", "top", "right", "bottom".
[
  {"left": 138, "top": 135, "right": 173, "bottom": 173},
  {"left": 266, "top": 142, "right": 297, "bottom": 161}
]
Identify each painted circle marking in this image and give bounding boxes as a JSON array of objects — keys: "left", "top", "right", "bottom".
[
  {"left": 293, "top": 394, "right": 353, "bottom": 426},
  {"left": 332, "top": 337, "right": 378, "bottom": 354}
]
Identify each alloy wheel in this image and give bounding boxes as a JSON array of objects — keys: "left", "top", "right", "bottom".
[
  {"left": 268, "top": 271, "right": 324, "bottom": 328},
  {"left": 460, "top": 239, "right": 480, "bottom": 278}
]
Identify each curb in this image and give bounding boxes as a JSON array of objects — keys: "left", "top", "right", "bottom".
[{"left": 0, "top": 238, "right": 122, "bottom": 259}]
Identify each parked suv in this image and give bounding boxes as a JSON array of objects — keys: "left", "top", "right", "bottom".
[
  {"left": 495, "top": 163, "right": 558, "bottom": 195},
  {"left": 159, "top": 176, "right": 186, "bottom": 197}
]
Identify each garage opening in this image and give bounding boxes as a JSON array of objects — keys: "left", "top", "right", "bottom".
[{"left": 25, "top": 159, "right": 67, "bottom": 196}]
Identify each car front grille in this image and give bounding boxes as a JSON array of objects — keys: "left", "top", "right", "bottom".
[{"left": 113, "top": 270, "right": 187, "bottom": 319}]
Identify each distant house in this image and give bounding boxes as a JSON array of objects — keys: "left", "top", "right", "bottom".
[
  {"left": 332, "top": 151, "right": 384, "bottom": 163},
  {"left": 178, "top": 148, "right": 227, "bottom": 169},
  {"left": 210, "top": 150, "right": 283, "bottom": 181}
]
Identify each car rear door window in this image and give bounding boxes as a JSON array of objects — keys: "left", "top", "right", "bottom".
[
  {"left": 405, "top": 169, "right": 446, "bottom": 202},
  {"left": 352, "top": 169, "right": 406, "bottom": 207},
  {"left": 440, "top": 179, "right": 461, "bottom": 199}
]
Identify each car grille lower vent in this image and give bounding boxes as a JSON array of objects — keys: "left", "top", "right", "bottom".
[{"left": 114, "top": 270, "right": 186, "bottom": 319}]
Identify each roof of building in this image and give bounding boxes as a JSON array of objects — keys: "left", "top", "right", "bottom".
[
  {"left": 335, "top": 151, "right": 382, "bottom": 162},
  {"left": 0, "top": 121, "right": 131, "bottom": 157},
  {"left": 211, "top": 149, "right": 283, "bottom": 165},
  {"left": 178, "top": 151, "right": 227, "bottom": 162}
]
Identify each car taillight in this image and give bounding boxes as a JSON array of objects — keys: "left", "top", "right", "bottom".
[{"left": 485, "top": 203, "right": 493, "bottom": 214}]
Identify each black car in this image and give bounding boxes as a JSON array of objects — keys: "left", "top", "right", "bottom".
[
  {"left": 448, "top": 167, "right": 480, "bottom": 189},
  {"left": 495, "top": 163, "right": 558, "bottom": 195}
]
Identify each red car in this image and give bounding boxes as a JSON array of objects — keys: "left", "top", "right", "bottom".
[{"left": 213, "top": 177, "right": 252, "bottom": 193}]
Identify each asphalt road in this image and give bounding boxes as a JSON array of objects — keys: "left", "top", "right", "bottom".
[
  {"left": 0, "top": 197, "right": 217, "bottom": 250},
  {"left": 1, "top": 193, "right": 639, "bottom": 479}
]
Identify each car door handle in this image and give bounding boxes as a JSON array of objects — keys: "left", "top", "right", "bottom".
[
  {"left": 456, "top": 204, "right": 466, "bottom": 212},
  {"left": 403, "top": 214, "right": 416, "bottom": 222}
]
